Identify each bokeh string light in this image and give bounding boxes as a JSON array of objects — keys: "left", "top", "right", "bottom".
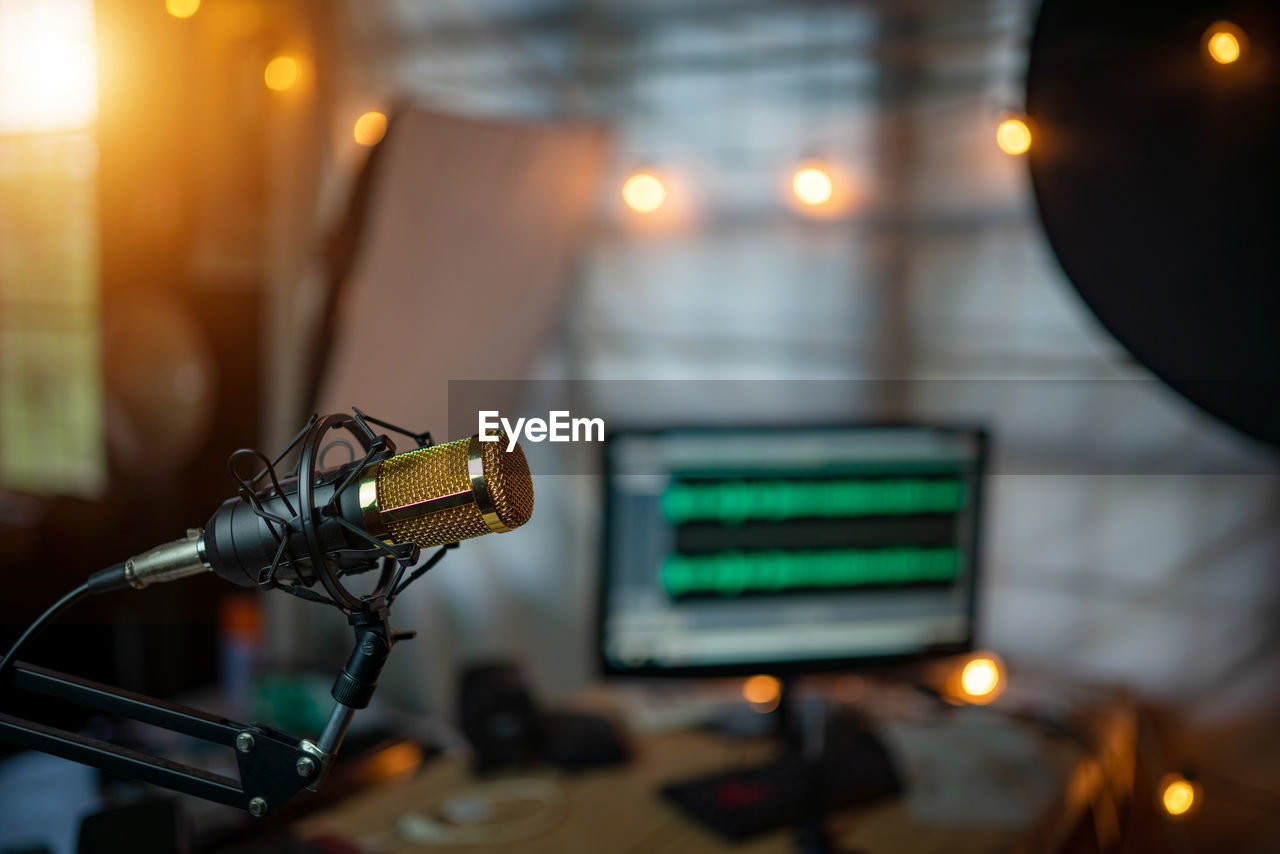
[
  {"left": 743, "top": 674, "right": 782, "bottom": 714},
  {"left": 617, "top": 107, "right": 1031, "bottom": 212},
  {"left": 792, "top": 164, "right": 834, "bottom": 206},
  {"left": 264, "top": 55, "right": 301, "bottom": 92},
  {"left": 995, "top": 116, "right": 1032, "bottom": 156},
  {"left": 1204, "top": 22, "right": 1245, "bottom": 65},
  {"left": 353, "top": 111, "right": 388, "bottom": 146},
  {"left": 622, "top": 171, "right": 666, "bottom": 213},
  {"left": 1158, "top": 772, "right": 1201, "bottom": 818},
  {"left": 959, "top": 656, "right": 1002, "bottom": 701},
  {"left": 1207, "top": 31, "right": 1239, "bottom": 63},
  {"left": 166, "top": 0, "right": 200, "bottom": 19},
  {"left": 940, "top": 652, "right": 1006, "bottom": 705}
]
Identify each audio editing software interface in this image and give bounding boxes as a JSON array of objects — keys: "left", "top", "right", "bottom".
[{"left": 600, "top": 426, "right": 985, "bottom": 673}]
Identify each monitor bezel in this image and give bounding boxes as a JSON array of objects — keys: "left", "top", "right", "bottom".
[{"left": 595, "top": 421, "right": 989, "bottom": 678}]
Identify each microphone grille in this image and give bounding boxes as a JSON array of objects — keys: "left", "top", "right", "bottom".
[
  {"left": 374, "top": 435, "right": 533, "bottom": 549},
  {"left": 377, "top": 438, "right": 481, "bottom": 547},
  {"left": 477, "top": 436, "right": 534, "bottom": 530}
]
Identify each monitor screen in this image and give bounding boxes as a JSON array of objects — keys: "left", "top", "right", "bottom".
[{"left": 598, "top": 425, "right": 986, "bottom": 675}]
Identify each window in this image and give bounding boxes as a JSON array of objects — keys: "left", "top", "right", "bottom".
[{"left": 0, "top": 0, "right": 104, "bottom": 496}]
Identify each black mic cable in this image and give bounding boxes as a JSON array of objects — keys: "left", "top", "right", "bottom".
[{"left": 0, "top": 561, "right": 126, "bottom": 680}]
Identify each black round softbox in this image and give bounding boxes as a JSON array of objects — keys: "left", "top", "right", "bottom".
[{"left": 1027, "top": 0, "right": 1280, "bottom": 445}]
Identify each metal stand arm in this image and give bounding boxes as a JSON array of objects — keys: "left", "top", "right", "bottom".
[
  {"left": 0, "top": 612, "right": 407, "bottom": 820},
  {"left": 0, "top": 660, "right": 325, "bottom": 816}
]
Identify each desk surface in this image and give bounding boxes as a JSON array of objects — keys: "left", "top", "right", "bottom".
[{"left": 298, "top": 685, "right": 1134, "bottom": 854}]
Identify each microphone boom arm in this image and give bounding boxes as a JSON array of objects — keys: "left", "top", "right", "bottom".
[
  {"left": 2, "top": 656, "right": 336, "bottom": 816},
  {"left": 0, "top": 600, "right": 412, "bottom": 817}
]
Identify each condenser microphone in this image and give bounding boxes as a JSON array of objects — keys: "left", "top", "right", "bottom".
[
  {"left": 111, "top": 432, "right": 533, "bottom": 592},
  {"left": 7, "top": 415, "right": 533, "bottom": 815}
]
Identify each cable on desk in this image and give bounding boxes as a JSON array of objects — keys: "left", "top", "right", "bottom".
[{"left": 392, "top": 777, "right": 568, "bottom": 846}]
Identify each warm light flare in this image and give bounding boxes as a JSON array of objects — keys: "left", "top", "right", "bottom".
[
  {"left": 996, "top": 117, "right": 1032, "bottom": 156},
  {"left": 353, "top": 111, "right": 387, "bottom": 146},
  {"left": 1208, "top": 32, "right": 1240, "bottom": 63},
  {"left": 1159, "top": 773, "right": 1200, "bottom": 818},
  {"left": 961, "top": 657, "right": 1000, "bottom": 698},
  {"left": 792, "top": 165, "right": 833, "bottom": 206},
  {"left": 941, "top": 652, "right": 1007, "bottom": 705},
  {"left": 264, "top": 55, "right": 300, "bottom": 92},
  {"left": 366, "top": 741, "right": 423, "bottom": 780},
  {"left": 166, "top": 0, "right": 200, "bottom": 19},
  {"left": 743, "top": 674, "right": 781, "bottom": 713},
  {"left": 622, "top": 172, "right": 666, "bottom": 213},
  {"left": 0, "top": 0, "right": 98, "bottom": 135},
  {"left": 1204, "top": 22, "right": 1245, "bottom": 65}
]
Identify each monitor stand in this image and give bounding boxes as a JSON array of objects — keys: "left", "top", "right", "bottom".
[{"left": 660, "top": 676, "right": 901, "bottom": 846}]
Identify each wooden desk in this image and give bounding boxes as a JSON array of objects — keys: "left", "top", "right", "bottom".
[{"left": 298, "top": 686, "right": 1135, "bottom": 854}]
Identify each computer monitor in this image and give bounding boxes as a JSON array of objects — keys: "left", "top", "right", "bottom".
[{"left": 598, "top": 424, "right": 987, "bottom": 676}]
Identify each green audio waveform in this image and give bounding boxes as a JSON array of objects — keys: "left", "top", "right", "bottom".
[
  {"left": 661, "top": 477, "right": 966, "bottom": 524},
  {"left": 661, "top": 547, "right": 961, "bottom": 597}
]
